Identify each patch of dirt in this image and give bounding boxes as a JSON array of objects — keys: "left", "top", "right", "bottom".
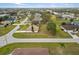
[{"left": 11, "top": 48, "right": 49, "bottom": 55}]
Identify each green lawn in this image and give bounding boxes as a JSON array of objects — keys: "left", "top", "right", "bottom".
[
  {"left": 40, "top": 24, "right": 47, "bottom": 33},
  {"left": 18, "top": 24, "right": 30, "bottom": 30},
  {"left": 0, "top": 43, "right": 79, "bottom": 55},
  {"left": 56, "top": 28, "right": 72, "bottom": 38},
  {"left": 49, "top": 43, "right": 79, "bottom": 55},
  {"left": 0, "top": 25, "right": 16, "bottom": 36}
]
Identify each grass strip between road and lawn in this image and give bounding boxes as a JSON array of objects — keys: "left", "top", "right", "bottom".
[{"left": 13, "top": 33, "right": 49, "bottom": 38}]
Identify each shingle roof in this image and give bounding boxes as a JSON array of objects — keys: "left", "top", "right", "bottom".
[
  {"left": 6, "top": 18, "right": 16, "bottom": 21},
  {"left": 62, "top": 24, "right": 79, "bottom": 30}
]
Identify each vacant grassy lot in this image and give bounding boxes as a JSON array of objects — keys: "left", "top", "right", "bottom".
[
  {"left": 0, "top": 43, "right": 79, "bottom": 55},
  {"left": 0, "top": 25, "right": 16, "bottom": 36}
]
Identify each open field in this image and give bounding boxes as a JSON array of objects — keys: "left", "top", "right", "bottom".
[
  {"left": 0, "top": 43, "right": 79, "bottom": 55},
  {"left": 0, "top": 25, "right": 16, "bottom": 36}
]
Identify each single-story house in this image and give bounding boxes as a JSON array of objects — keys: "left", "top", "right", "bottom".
[{"left": 61, "top": 23, "right": 79, "bottom": 33}]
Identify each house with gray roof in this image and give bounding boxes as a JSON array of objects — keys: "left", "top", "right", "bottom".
[{"left": 0, "top": 14, "right": 16, "bottom": 27}]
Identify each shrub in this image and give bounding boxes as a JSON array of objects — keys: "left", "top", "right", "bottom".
[
  {"left": 60, "top": 43, "right": 65, "bottom": 48},
  {"left": 61, "top": 22, "right": 66, "bottom": 25}
]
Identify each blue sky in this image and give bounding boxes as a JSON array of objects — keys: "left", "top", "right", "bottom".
[{"left": 0, "top": 3, "right": 79, "bottom": 8}]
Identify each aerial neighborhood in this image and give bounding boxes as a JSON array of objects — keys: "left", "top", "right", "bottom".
[{"left": 0, "top": 6, "right": 79, "bottom": 55}]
